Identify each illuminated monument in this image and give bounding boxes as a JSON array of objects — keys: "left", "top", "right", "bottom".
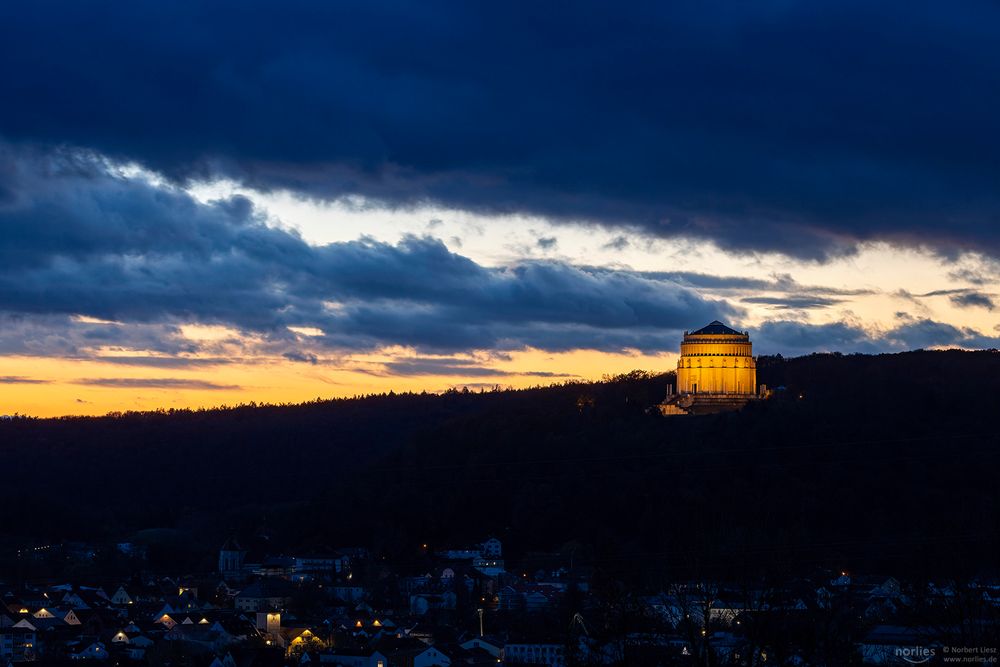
[{"left": 659, "top": 320, "right": 766, "bottom": 416}]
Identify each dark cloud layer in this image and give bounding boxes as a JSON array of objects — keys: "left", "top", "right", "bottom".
[
  {"left": 1, "top": 2, "right": 999, "bottom": 258},
  {"left": 756, "top": 318, "right": 1000, "bottom": 355},
  {"left": 0, "top": 151, "right": 734, "bottom": 355},
  {"left": 73, "top": 378, "right": 240, "bottom": 390},
  {"left": 3, "top": 151, "right": 991, "bottom": 362},
  {"left": 0, "top": 376, "right": 49, "bottom": 384},
  {"left": 96, "top": 356, "right": 235, "bottom": 368},
  {"left": 950, "top": 292, "right": 995, "bottom": 310},
  {"left": 631, "top": 271, "right": 874, "bottom": 297},
  {"left": 375, "top": 357, "right": 572, "bottom": 378},
  {"left": 904, "top": 287, "right": 997, "bottom": 311},
  {"left": 741, "top": 296, "right": 844, "bottom": 310}
]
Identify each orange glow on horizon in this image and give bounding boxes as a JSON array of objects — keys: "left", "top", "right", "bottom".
[{"left": 0, "top": 347, "right": 677, "bottom": 418}]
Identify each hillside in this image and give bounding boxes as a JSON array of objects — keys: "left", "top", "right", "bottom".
[{"left": 3, "top": 350, "right": 999, "bottom": 581}]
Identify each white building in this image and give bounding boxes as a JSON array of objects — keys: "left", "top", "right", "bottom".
[{"left": 504, "top": 642, "right": 565, "bottom": 666}]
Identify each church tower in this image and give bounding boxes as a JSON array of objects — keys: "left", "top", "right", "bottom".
[{"left": 218, "top": 537, "right": 245, "bottom": 580}]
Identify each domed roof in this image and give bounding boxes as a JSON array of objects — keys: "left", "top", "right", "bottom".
[
  {"left": 220, "top": 536, "right": 242, "bottom": 552},
  {"left": 690, "top": 320, "right": 743, "bottom": 335}
]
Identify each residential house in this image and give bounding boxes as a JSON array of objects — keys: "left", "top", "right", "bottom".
[
  {"left": 330, "top": 585, "right": 366, "bottom": 603},
  {"left": 471, "top": 558, "right": 505, "bottom": 578},
  {"left": 236, "top": 581, "right": 295, "bottom": 613},
  {"left": 497, "top": 584, "right": 561, "bottom": 612},
  {"left": 459, "top": 636, "right": 503, "bottom": 658},
  {"left": 376, "top": 638, "right": 452, "bottom": 667},
  {"left": 317, "top": 648, "right": 388, "bottom": 667},
  {"left": 295, "top": 554, "right": 350, "bottom": 576},
  {"left": 503, "top": 640, "right": 565, "bottom": 666},
  {"left": 110, "top": 586, "right": 133, "bottom": 607},
  {"left": 71, "top": 641, "right": 109, "bottom": 660},
  {"left": 0, "top": 627, "right": 36, "bottom": 661}
]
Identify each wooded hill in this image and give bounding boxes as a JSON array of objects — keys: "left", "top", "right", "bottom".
[{"left": 2, "top": 350, "right": 998, "bottom": 581}]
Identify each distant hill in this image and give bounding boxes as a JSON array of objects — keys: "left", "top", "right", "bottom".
[{"left": 3, "top": 350, "right": 999, "bottom": 580}]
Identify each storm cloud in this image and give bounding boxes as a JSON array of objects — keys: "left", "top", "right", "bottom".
[
  {"left": 755, "top": 318, "right": 1000, "bottom": 355},
  {"left": 0, "top": 151, "right": 736, "bottom": 355},
  {"left": 1, "top": 2, "right": 1000, "bottom": 258}
]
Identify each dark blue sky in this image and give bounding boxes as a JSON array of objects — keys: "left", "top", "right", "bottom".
[
  {"left": 2, "top": 1, "right": 999, "bottom": 258},
  {"left": 1, "top": 1, "right": 999, "bottom": 413}
]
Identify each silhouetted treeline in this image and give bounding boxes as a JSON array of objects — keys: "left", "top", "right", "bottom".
[{"left": 3, "top": 350, "right": 999, "bottom": 582}]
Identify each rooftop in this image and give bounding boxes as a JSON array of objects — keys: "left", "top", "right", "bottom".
[{"left": 689, "top": 320, "right": 744, "bottom": 336}]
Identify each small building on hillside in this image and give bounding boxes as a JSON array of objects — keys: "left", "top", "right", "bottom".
[{"left": 235, "top": 581, "right": 294, "bottom": 613}]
